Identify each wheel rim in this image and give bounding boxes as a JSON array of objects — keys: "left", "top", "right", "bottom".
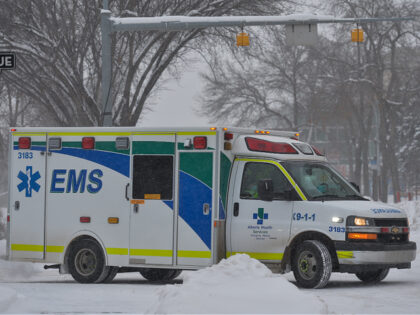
[
  {"left": 75, "top": 248, "right": 97, "bottom": 276},
  {"left": 297, "top": 250, "right": 317, "bottom": 280}
]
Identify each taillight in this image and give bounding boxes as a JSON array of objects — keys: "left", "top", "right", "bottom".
[
  {"left": 245, "top": 137, "right": 298, "bottom": 154},
  {"left": 18, "top": 137, "right": 31, "bottom": 149},
  {"left": 80, "top": 216, "right": 91, "bottom": 223},
  {"left": 193, "top": 137, "right": 207, "bottom": 149},
  {"left": 224, "top": 133, "right": 233, "bottom": 140},
  {"left": 82, "top": 137, "right": 95, "bottom": 149}
]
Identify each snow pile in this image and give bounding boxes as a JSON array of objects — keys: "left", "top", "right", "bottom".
[
  {"left": 0, "top": 208, "right": 7, "bottom": 240},
  {"left": 0, "top": 240, "right": 43, "bottom": 281},
  {"left": 392, "top": 200, "right": 420, "bottom": 231},
  {"left": 147, "top": 254, "right": 325, "bottom": 314}
]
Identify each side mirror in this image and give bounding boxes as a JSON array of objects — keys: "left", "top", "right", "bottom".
[
  {"left": 258, "top": 179, "right": 273, "bottom": 201},
  {"left": 350, "top": 182, "right": 360, "bottom": 193}
]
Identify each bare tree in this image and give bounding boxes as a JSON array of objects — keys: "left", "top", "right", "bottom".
[{"left": 0, "top": 0, "right": 292, "bottom": 127}]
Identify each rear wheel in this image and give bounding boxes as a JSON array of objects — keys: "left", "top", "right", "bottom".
[
  {"left": 68, "top": 239, "right": 109, "bottom": 283},
  {"left": 102, "top": 266, "right": 119, "bottom": 283},
  {"left": 356, "top": 268, "right": 389, "bottom": 283},
  {"left": 292, "top": 240, "right": 332, "bottom": 289},
  {"left": 139, "top": 268, "right": 182, "bottom": 281}
]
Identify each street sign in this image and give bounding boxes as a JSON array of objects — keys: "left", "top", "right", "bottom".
[
  {"left": 0, "top": 52, "right": 16, "bottom": 70},
  {"left": 286, "top": 24, "right": 318, "bottom": 46}
]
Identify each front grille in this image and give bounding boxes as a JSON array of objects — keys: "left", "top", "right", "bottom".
[
  {"left": 377, "top": 233, "right": 409, "bottom": 243},
  {"left": 374, "top": 218, "right": 408, "bottom": 227}
]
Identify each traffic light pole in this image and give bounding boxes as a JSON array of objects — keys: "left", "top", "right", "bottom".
[{"left": 100, "top": 1, "right": 412, "bottom": 126}]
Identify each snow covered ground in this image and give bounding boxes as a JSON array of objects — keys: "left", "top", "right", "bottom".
[{"left": 0, "top": 201, "right": 419, "bottom": 314}]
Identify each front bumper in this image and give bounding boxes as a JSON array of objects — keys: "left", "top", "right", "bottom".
[{"left": 334, "top": 241, "right": 416, "bottom": 266}]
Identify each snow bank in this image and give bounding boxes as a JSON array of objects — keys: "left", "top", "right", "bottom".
[
  {"left": 395, "top": 200, "right": 420, "bottom": 231},
  {"left": 0, "top": 240, "right": 43, "bottom": 281},
  {"left": 147, "top": 254, "right": 325, "bottom": 314}
]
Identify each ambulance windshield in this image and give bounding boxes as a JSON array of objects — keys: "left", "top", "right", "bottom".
[{"left": 282, "top": 161, "right": 366, "bottom": 201}]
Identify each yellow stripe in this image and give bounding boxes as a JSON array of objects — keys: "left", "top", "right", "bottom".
[
  {"left": 107, "top": 248, "right": 129, "bottom": 255},
  {"left": 178, "top": 250, "right": 211, "bottom": 258},
  {"left": 48, "top": 132, "right": 131, "bottom": 136},
  {"left": 237, "top": 158, "right": 307, "bottom": 201},
  {"left": 336, "top": 251, "right": 354, "bottom": 259},
  {"left": 130, "top": 249, "right": 173, "bottom": 257},
  {"left": 46, "top": 246, "right": 64, "bottom": 253},
  {"left": 132, "top": 132, "right": 175, "bottom": 136},
  {"left": 11, "top": 244, "right": 44, "bottom": 252},
  {"left": 12, "top": 132, "right": 46, "bottom": 136},
  {"left": 227, "top": 251, "right": 283, "bottom": 260}
]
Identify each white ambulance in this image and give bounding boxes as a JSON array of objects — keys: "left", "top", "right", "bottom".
[{"left": 7, "top": 127, "right": 416, "bottom": 288}]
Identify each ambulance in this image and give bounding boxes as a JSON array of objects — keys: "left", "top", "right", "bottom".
[{"left": 7, "top": 127, "right": 416, "bottom": 288}]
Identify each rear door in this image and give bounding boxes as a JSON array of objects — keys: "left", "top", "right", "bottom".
[
  {"left": 228, "top": 159, "right": 294, "bottom": 262},
  {"left": 9, "top": 132, "right": 47, "bottom": 260},
  {"left": 129, "top": 134, "right": 176, "bottom": 265},
  {"left": 177, "top": 151, "right": 214, "bottom": 266}
]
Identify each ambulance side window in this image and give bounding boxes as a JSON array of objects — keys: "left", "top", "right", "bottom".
[
  {"left": 132, "top": 155, "right": 173, "bottom": 200},
  {"left": 240, "top": 162, "right": 290, "bottom": 200}
]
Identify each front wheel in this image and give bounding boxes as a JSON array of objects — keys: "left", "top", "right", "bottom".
[
  {"left": 68, "top": 239, "right": 109, "bottom": 283},
  {"left": 356, "top": 268, "right": 389, "bottom": 283},
  {"left": 292, "top": 240, "right": 332, "bottom": 289},
  {"left": 139, "top": 268, "right": 182, "bottom": 281}
]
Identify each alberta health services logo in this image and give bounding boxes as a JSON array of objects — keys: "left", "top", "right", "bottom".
[
  {"left": 17, "top": 166, "right": 41, "bottom": 197},
  {"left": 248, "top": 207, "right": 275, "bottom": 240}
]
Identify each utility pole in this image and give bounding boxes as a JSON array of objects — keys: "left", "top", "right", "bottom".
[{"left": 100, "top": 1, "right": 412, "bottom": 126}]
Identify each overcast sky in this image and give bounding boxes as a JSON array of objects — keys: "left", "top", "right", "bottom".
[{"left": 139, "top": 60, "right": 210, "bottom": 127}]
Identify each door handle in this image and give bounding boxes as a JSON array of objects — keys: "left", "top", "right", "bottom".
[
  {"left": 14, "top": 201, "right": 20, "bottom": 211},
  {"left": 134, "top": 204, "right": 139, "bottom": 213},
  {"left": 203, "top": 203, "right": 210, "bottom": 215},
  {"left": 125, "top": 183, "right": 130, "bottom": 201},
  {"left": 233, "top": 202, "right": 239, "bottom": 216}
]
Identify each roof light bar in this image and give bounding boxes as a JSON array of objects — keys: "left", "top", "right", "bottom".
[{"left": 245, "top": 137, "right": 298, "bottom": 154}]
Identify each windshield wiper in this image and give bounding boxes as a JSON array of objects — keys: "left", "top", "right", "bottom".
[
  {"left": 311, "top": 194, "right": 342, "bottom": 201},
  {"left": 345, "top": 194, "right": 368, "bottom": 200}
]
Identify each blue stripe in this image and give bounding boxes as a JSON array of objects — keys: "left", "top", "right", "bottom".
[
  {"left": 163, "top": 200, "right": 174, "bottom": 210},
  {"left": 54, "top": 148, "right": 130, "bottom": 177},
  {"left": 219, "top": 198, "right": 225, "bottom": 220},
  {"left": 179, "top": 171, "right": 212, "bottom": 249}
]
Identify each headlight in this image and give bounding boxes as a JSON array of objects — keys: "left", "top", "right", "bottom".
[{"left": 346, "top": 216, "right": 374, "bottom": 226}]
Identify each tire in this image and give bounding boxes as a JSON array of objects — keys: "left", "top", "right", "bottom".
[
  {"left": 139, "top": 268, "right": 182, "bottom": 281},
  {"left": 68, "top": 239, "right": 110, "bottom": 284},
  {"left": 101, "top": 266, "right": 119, "bottom": 283},
  {"left": 356, "top": 268, "right": 389, "bottom": 284},
  {"left": 292, "top": 240, "right": 332, "bottom": 289}
]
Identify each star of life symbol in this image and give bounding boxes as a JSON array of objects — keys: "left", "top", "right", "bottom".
[
  {"left": 253, "top": 207, "right": 268, "bottom": 225},
  {"left": 17, "top": 166, "right": 41, "bottom": 197}
]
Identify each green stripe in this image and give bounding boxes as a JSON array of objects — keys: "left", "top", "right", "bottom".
[
  {"left": 14, "top": 141, "right": 46, "bottom": 146},
  {"left": 337, "top": 251, "right": 354, "bottom": 259},
  {"left": 227, "top": 251, "right": 283, "bottom": 260},
  {"left": 130, "top": 249, "right": 173, "bottom": 257},
  {"left": 178, "top": 250, "right": 211, "bottom": 258},
  {"left": 180, "top": 152, "right": 213, "bottom": 188},
  {"left": 107, "top": 248, "right": 129, "bottom": 255},
  {"left": 132, "top": 141, "right": 175, "bottom": 155},
  {"left": 11, "top": 244, "right": 44, "bottom": 252}
]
